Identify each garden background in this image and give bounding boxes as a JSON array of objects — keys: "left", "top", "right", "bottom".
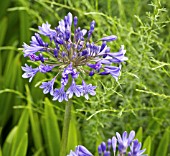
[{"left": 0, "top": 0, "right": 170, "bottom": 155}]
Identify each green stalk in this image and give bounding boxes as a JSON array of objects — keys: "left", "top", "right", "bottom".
[{"left": 60, "top": 100, "right": 72, "bottom": 156}]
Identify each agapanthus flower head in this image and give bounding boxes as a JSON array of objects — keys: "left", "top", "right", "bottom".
[
  {"left": 116, "top": 130, "right": 135, "bottom": 154},
  {"left": 68, "top": 130, "right": 147, "bottom": 156},
  {"left": 22, "top": 12, "right": 127, "bottom": 102}
]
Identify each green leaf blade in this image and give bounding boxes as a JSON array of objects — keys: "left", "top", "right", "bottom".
[{"left": 44, "top": 98, "right": 60, "bottom": 156}]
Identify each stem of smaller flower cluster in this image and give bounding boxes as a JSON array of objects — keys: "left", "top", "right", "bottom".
[{"left": 60, "top": 100, "right": 72, "bottom": 156}]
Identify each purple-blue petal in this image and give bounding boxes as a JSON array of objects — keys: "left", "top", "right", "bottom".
[
  {"left": 128, "top": 130, "right": 135, "bottom": 145},
  {"left": 112, "top": 136, "right": 117, "bottom": 153},
  {"left": 21, "top": 64, "right": 39, "bottom": 82},
  {"left": 100, "top": 35, "right": 117, "bottom": 42}
]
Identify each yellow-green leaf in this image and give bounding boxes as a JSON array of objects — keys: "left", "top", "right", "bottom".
[
  {"left": 143, "top": 136, "right": 151, "bottom": 155},
  {"left": 44, "top": 98, "right": 60, "bottom": 156},
  {"left": 156, "top": 128, "right": 170, "bottom": 156},
  {"left": 15, "top": 133, "right": 28, "bottom": 156},
  {"left": 10, "top": 109, "right": 29, "bottom": 156},
  {"left": 135, "top": 127, "right": 143, "bottom": 142}
]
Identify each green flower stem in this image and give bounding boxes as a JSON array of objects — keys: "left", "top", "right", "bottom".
[{"left": 60, "top": 99, "right": 72, "bottom": 156}]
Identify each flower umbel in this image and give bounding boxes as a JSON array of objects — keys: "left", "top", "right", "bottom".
[
  {"left": 22, "top": 12, "right": 127, "bottom": 102},
  {"left": 68, "top": 130, "right": 147, "bottom": 156}
]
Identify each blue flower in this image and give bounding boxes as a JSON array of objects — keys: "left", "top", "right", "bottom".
[
  {"left": 128, "top": 140, "right": 147, "bottom": 156},
  {"left": 30, "top": 33, "right": 48, "bottom": 47},
  {"left": 57, "top": 12, "right": 72, "bottom": 41},
  {"left": 116, "top": 130, "right": 135, "bottom": 154},
  {"left": 29, "top": 54, "right": 46, "bottom": 62},
  {"left": 39, "top": 64, "right": 54, "bottom": 73},
  {"left": 100, "top": 66, "right": 121, "bottom": 81},
  {"left": 23, "top": 43, "right": 44, "bottom": 57},
  {"left": 82, "top": 81, "right": 96, "bottom": 100},
  {"left": 38, "top": 22, "right": 57, "bottom": 38},
  {"left": 61, "top": 64, "right": 79, "bottom": 86},
  {"left": 53, "top": 85, "right": 68, "bottom": 102},
  {"left": 23, "top": 33, "right": 48, "bottom": 57},
  {"left": 22, "top": 12, "right": 127, "bottom": 101},
  {"left": 107, "top": 45, "right": 128, "bottom": 63},
  {"left": 98, "top": 142, "right": 106, "bottom": 154},
  {"left": 67, "top": 145, "right": 92, "bottom": 156},
  {"left": 21, "top": 64, "right": 39, "bottom": 82},
  {"left": 87, "top": 62, "right": 102, "bottom": 71},
  {"left": 66, "top": 80, "right": 83, "bottom": 98},
  {"left": 39, "top": 77, "right": 56, "bottom": 95}
]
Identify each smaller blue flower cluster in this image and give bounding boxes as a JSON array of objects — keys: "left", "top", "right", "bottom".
[
  {"left": 68, "top": 130, "right": 147, "bottom": 156},
  {"left": 22, "top": 12, "right": 127, "bottom": 102}
]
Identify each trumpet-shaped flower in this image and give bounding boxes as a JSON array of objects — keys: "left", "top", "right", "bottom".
[
  {"left": 128, "top": 140, "right": 147, "bottom": 156},
  {"left": 82, "top": 81, "right": 96, "bottom": 100},
  {"left": 39, "top": 77, "right": 56, "bottom": 95},
  {"left": 116, "top": 130, "right": 135, "bottom": 154},
  {"left": 21, "top": 64, "right": 39, "bottom": 82},
  {"left": 66, "top": 79, "right": 83, "bottom": 98},
  {"left": 53, "top": 85, "right": 68, "bottom": 102}
]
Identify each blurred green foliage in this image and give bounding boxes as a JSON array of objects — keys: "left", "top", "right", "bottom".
[{"left": 0, "top": 0, "right": 170, "bottom": 155}]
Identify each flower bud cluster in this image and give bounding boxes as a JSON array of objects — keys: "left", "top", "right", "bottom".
[{"left": 68, "top": 131, "right": 147, "bottom": 156}]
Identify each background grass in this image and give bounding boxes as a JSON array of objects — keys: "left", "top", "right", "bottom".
[{"left": 0, "top": 0, "right": 170, "bottom": 155}]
